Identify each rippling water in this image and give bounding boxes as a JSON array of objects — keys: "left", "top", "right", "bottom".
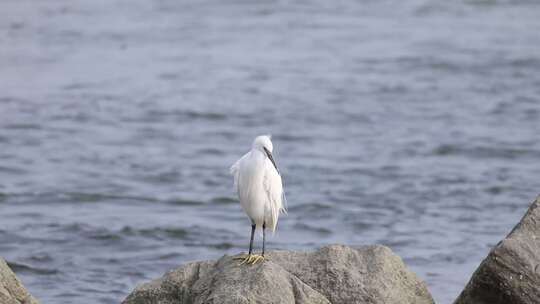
[{"left": 1, "top": 1, "right": 540, "bottom": 303}]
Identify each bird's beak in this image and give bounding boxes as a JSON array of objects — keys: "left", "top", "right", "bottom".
[{"left": 263, "top": 147, "right": 279, "bottom": 174}]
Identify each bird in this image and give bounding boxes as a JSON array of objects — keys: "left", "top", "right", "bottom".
[{"left": 230, "top": 135, "right": 286, "bottom": 265}]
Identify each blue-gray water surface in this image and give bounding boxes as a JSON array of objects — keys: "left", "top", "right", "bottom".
[{"left": 1, "top": 1, "right": 540, "bottom": 303}]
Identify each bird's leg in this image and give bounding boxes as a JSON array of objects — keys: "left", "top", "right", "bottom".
[
  {"left": 262, "top": 222, "right": 266, "bottom": 257},
  {"left": 249, "top": 223, "right": 255, "bottom": 255},
  {"left": 236, "top": 224, "right": 257, "bottom": 265},
  {"left": 236, "top": 223, "right": 265, "bottom": 265},
  {"left": 247, "top": 223, "right": 266, "bottom": 265}
]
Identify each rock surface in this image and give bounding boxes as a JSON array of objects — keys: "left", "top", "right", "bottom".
[
  {"left": 454, "top": 195, "right": 540, "bottom": 304},
  {"left": 123, "top": 244, "right": 434, "bottom": 304},
  {"left": 0, "top": 257, "right": 39, "bottom": 304}
]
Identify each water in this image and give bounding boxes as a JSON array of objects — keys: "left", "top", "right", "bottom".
[{"left": 1, "top": 0, "right": 540, "bottom": 303}]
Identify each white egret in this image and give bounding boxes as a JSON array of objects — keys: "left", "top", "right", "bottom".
[{"left": 230, "top": 135, "right": 286, "bottom": 265}]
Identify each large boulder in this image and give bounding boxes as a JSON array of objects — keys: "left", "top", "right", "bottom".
[
  {"left": 455, "top": 195, "right": 540, "bottom": 304},
  {"left": 0, "top": 257, "right": 39, "bottom": 304},
  {"left": 123, "top": 244, "right": 434, "bottom": 304}
]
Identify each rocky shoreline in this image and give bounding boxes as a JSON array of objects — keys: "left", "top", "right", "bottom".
[
  {"left": 122, "top": 244, "right": 434, "bottom": 304},
  {"left": 2, "top": 195, "right": 539, "bottom": 303},
  {"left": 454, "top": 195, "right": 540, "bottom": 304},
  {"left": 0, "top": 257, "right": 38, "bottom": 304}
]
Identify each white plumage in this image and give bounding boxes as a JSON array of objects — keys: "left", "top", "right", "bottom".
[{"left": 230, "top": 135, "right": 286, "bottom": 233}]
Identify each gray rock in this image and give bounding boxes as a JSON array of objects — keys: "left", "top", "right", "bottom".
[
  {"left": 454, "top": 195, "right": 540, "bottom": 304},
  {"left": 123, "top": 244, "right": 434, "bottom": 304},
  {"left": 0, "top": 257, "right": 39, "bottom": 304}
]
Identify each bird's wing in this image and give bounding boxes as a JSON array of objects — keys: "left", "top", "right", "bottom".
[
  {"left": 263, "top": 159, "right": 284, "bottom": 232},
  {"left": 230, "top": 152, "right": 249, "bottom": 191}
]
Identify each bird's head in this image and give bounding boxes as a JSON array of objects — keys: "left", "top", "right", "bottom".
[{"left": 252, "top": 135, "right": 273, "bottom": 153}]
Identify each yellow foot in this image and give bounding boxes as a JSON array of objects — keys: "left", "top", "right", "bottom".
[{"left": 235, "top": 254, "right": 265, "bottom": 265}]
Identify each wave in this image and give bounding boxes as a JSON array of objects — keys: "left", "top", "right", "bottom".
[
  {"left": 7, "top": 261, "right": 58, "bottom": 275},
  {"left": 432, "top": 144, "right": 540, "bottom": 160}
]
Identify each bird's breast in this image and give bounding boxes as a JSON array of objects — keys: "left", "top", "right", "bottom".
[{"left": 237, "top": 152, "right": 268, "bottom": 216}]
